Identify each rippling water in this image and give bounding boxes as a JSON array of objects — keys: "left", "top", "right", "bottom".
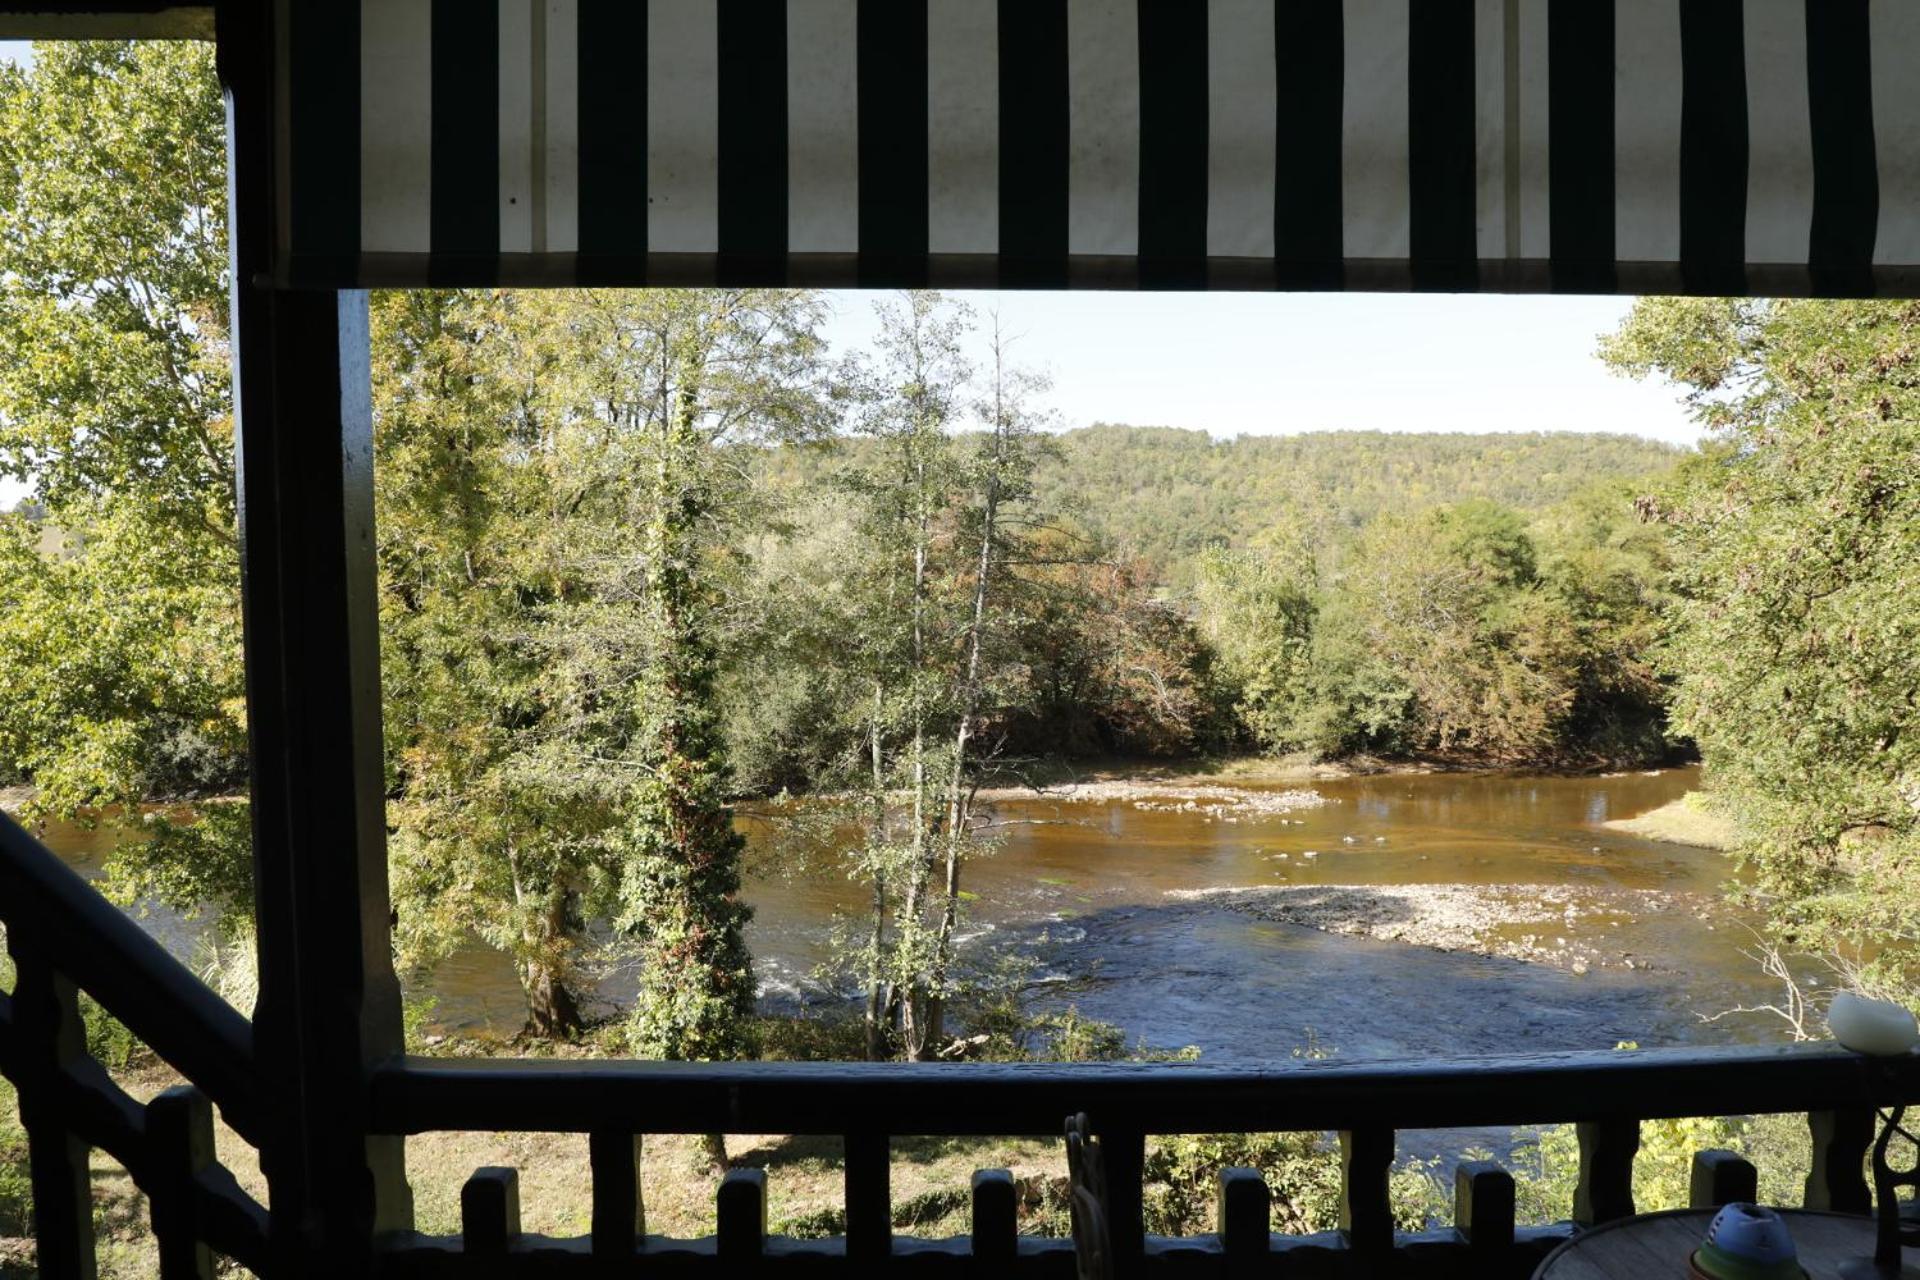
[{"left": 32, "top": 764, "right": 1787, "bottom": 1060}]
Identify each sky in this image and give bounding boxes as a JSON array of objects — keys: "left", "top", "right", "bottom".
[
  {"left": 816, "top": 291, "right": 1697, "bottom": 443},
  {"left": 0, "top": 37, "right": 1700, "bottom": 507}
]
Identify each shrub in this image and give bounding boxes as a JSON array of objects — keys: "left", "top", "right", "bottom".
[{"left": 1144, "top": 1130, "right": 1444, "bottom": 1236}]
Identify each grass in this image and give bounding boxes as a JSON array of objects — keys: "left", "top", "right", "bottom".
[{"left": 1602, "top": 792, "right": 1738, "bottom": 849}]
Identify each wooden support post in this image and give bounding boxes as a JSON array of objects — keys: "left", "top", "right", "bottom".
[
  {"left": 1574, "top": 1120, "right": 1641, "bottom": 1225},
  {"left": 1805, "top": 1109, "right": 1874, "bottom": 1214},
  {"left": 216, "top": 2, "right": 413, "bottom": 1274},
  {"left": 1453, "top": 1160, "right": 1514, "bottom": 1258},
  {"left": 1339, "top": 1127, "right": 1395, "bottom": 1257},
  {"left": 7, "top": 942, "right": 95, "bottom": 1280},
  {"left": 461, "top": 1168, "right": 520, "bottom": 1257},
  {"left": 148, "top": 1087, "right": 216, "bottom": 1280},
  {"left": 1690, "top": 1150, "right": 1758, "bottom": 1209},
  {"left": 588, "top": 1130, "right": 644, "bottom": 1258},
  {"left": 1102, "top": 1125, "right": 1146, "bottom": 1275},
  {"left": 717, "top": 1168, "right": 767, "bottom": 1262},
  {"left": 970, "top": 1168, "right": 1016, "bottom": 1267},
  {"left": 844, "top": 1131, "right": 891, "bottom": 1263},
  {"left": 1216, "top": 1167, "right": 1270, "bottom": 1263}
]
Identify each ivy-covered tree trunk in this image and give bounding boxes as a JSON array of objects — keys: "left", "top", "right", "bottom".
[{"left": 623, "top": 374, "right": 755, "bottom": 1162}]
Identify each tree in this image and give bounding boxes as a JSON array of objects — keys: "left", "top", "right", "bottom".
[
  {"left": 0, "top": 41, "right": 251, "bottom": 929},
  {"left": 840, "top": 291, "right": 973, "bottom": 1060},
  {"left": 1604, "top": 298, "right": 1920, "bottom": 1003},
  {"left": 379, "top": 288, "right": 829, "bottom": 1058},
  {"left": 534, "top": 291, "right": 828, "bottom": 1067},
  {"left": 1192, "top": 532, "right": 1319, "bottom": 752},
  {"left": 375, "top": 288, "right": 630, "bottom": 1037}
]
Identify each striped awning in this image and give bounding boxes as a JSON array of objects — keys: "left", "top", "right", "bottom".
[{"left": 278, "top": 0, "right": 1919, "bottom": 296}]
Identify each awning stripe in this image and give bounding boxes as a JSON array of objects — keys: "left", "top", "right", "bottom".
[
  {"left": 1471, "top": 0, "right": 1507, "bottom": 264},
  {"left": 1069, "top": 0, "right": 1141, "bottom": 260},
  {"left": 543, "top": 0, "right": 580, "bottom": 256},
  {"left": 498, "top": 0, "right": 533, "bottom": 255},
  {"left": 999, "top": 0, "right": 1069, "bottom": 287},
  {"left": 1548, "top": 0, "right": 1613, "bottom": 289},
  {"left": 1273, "top": 0, "right": 1343, "bottom": 285},
  {"left": 1742, "top": 0, "right": 1812, "bottom": 269},
  {"left": 1409, "top": 0, "right": 1476, "bottom": 288},
  {"left": 429, "top": 0, "right": 498, "bottom": 271},
  {"left": 1805, "top": 0, "right": 1875, "bottom": 292},
  {"left": 360, "top": 0, "right": 430, "bottom": 255},
  {"left": 1871, "top": 0, "right": 1920, "bottom": 267},
  {"left": 278, "top": 0, "right": 1920, "bottom": 295},
  {"left": 649, "top": 0, "right": 718, "bottom": 255},
  {"left": 1615, "top": 0, "right": 1681, "bottom": 269},
  {"left": 927, "top": 0, "right": 998, "bottom": 256},
  {"left": 1513, "top": 0, "right": 1549, "bottom": 263},
  {"left": 785, "top": 0, "right": 857, "bottom": 256},
  {"left": 287, "top": 0, "right": 358, "bottom": 265},
  {"left": 1206, "top": 0, "right": 1276, "bottom": 262},
  {"left": 1138, "top": 0, "right": 1208, "bottom": 286},
  {"left": 1341, "top": 0, "right": 1409, "bottom": 264},
  {"left": 857, "top": 0, "right": 928, "bottom": 281},
  {"left": 576, "top": 0, "right": 643, "bottom": 272},
  {"left": 717, "top": 0, "right": 788, "bottom": 277},
  {"left": 1678, "top": 0, "right": 1748, "bottom": 294}
]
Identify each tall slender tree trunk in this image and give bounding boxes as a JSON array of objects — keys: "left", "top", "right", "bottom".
[
  {"left": 899, "top": 406, "right": 940, "bottom": 1060},
  {"left": 926, "top": 331, "right": 1011, "bottom": 1051},
  {"left": 864, "top": 686, "right": 890, "bottom": 1059}
]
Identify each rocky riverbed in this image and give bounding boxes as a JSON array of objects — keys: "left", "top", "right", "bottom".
[{"left": 1168, "top": 882, "right": 1720, "bottom": 975}]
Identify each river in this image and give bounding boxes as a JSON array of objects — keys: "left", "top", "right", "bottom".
[{"left": 31, "top": 765, "right": 1784, "bottom": 1062}]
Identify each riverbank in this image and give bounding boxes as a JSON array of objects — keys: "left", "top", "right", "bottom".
[
  {"left": 1600, "top": 794, "right": 1736, "bottom": 849},
  {"left": 1171, "top": 882, "right": 1720, "bottom": 975},
  {"left": 973, "top": 753, "right": 1424, "bottom": 802}
]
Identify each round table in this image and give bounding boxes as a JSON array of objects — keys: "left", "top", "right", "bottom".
[{"left": 1533, "top": 1209, "right": 1910, "bottom": 1280}]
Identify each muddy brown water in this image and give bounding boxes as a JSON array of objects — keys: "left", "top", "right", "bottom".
[{"left": 31, "top": 765, "right": 1786, "bottom": 1063}]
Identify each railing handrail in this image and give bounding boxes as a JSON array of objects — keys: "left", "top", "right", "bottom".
[
  {"left": 370, "top": 1042, "right": 1920, "bottom": 1137},
  {"left": 0, "top": 809, "right": 259, "bottom": 1140}
]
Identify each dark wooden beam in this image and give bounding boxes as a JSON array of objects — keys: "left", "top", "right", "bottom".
[
  {"left": 367, "top": 1044, "right": 1920, "bottom": 1138},
  {"left": 216, "top": 0, "right": 411, "bottom": 1275}
]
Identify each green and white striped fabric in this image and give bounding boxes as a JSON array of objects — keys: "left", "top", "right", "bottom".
[{"left": 278, "top": 0, "right": 1919, "bottom": 296}]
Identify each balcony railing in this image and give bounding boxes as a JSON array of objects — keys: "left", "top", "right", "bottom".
[{"left": 3, "top": 808, "right": 1917, "bottom": 1279}]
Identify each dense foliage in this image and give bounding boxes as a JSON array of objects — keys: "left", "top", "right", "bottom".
[
  {"left": 1605, "top": 298, "right": 1920, "bottom": 1003},
  {"left": 1027, "top": 425, "right": 1681, "bottom": 585},
  {"left": 0, "top": 42, "right": 252, "bottom": 926},
  {"left": 1187, "top": 486, "right": 1675, "bottom": 764}
]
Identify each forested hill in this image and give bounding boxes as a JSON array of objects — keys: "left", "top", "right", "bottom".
[{"left": 1032, "top": 426, "right": 1683, "bottom": 578}]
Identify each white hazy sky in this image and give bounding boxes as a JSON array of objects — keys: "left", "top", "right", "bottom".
[{"left": 0, "top": 38, "right": 1700, "bottom": 507}]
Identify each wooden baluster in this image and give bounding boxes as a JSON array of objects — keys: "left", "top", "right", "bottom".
[
  {"left": 588, "top": 1129, "right": 644, "bottom": 1258},
  {"left": 1690, "top": 1150, "right": 1757, "bottom": 1209},
  {"left": 1805, "top": 1110, "right": 1873, "bottom": 1214},
  {"left": 1453, "top": 1160, "right": 1514, "bottom": 1263},
  {"left": 1339, "top": 1127, "right": 1394, "bottom": 1258},
  {"left": 1216, "top": 1167, "right": 1270, "bottom": 1270},
  {"left": 461, "top": 1167, "right": 520, "bottom": 1258},
  {"left": 7, "top": 939, "right": 96, "bottom": 1280},
  {"left": 718, "top": 1168, "right": 767, "bottom": 1262},
  {"left": 1102, "top": 1125, "right": 1146, "bottom": 1276},
  {"left": 147, "top": 1087, "right": 215, "bottom": 1280},
  {"left": 844, "top": 1131, "right": 891, "bottom": 1263},
  {"left": 970, "top": 1168, "right": 1016, "bottom": 1267},
  {"left": 1574, "top": 1120, "right": 1640, "bottom": 1225}
]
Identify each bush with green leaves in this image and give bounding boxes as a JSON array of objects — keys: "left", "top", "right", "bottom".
[
  {"left": 1144, "top": 1130, "right": 1444, "bottom": 1236},
  {"left": 0, "top": 1076, "right": 26, "bottom": 1240}
]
